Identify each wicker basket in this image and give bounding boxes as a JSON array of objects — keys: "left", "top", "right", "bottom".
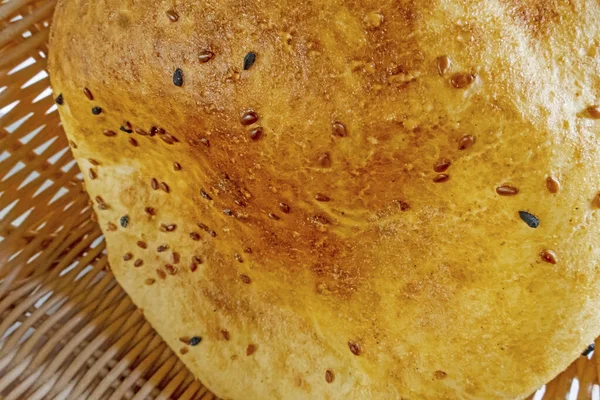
[{"left": 0, "top": 1, "right": 597, "bottom": 399}]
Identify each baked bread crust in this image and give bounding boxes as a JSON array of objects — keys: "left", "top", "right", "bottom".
[{"left": 49, "top": 1, "right": 600, "bottom": 398}]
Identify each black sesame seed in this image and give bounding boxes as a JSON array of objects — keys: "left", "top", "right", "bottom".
[
  {"left": 173, "top": 68, "right": 184, "bottom": 87},
  {"left": 92, "top": 106, "right": 102, "bottom": 115},
  {"left": 120, "top": 215, "right": 129, "bottom": 228},
  {"left": 55, "top": 94, "right": 64, "bottom": 105},
  {"left": 243, "top": 52, "right": 257, "bottom": 70},
  {"left": 518, "top": 211, "right": 539, "bottom": 228},
  {"left": 582, "top": 343, "right": 595, "bottom": 356},
  {"left": 189, "top": 336, "right": 202, "bottom": 346}
]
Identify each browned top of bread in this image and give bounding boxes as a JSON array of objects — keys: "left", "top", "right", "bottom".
[{"left": 49, "top": 1, "right": 600, "bottom": 398}]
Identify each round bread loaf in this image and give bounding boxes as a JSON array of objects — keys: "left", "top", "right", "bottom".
[{"left": 48, "top": 1, "right": 600, "bottom": 398}]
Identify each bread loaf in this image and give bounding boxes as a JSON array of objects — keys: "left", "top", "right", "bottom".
[{"left": 49, "top": 1, "right": 600, "bottom": 398}]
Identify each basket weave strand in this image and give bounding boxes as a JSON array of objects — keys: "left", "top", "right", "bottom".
[{"left": 0, "top": 0, "right": 596, "bottom": 399}]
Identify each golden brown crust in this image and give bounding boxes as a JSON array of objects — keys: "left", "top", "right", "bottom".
[{"left": 49, "top": 1, "right": 600, "bottom": 398}]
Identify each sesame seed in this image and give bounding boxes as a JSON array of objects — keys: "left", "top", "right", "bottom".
[
  {"left": 240, "top": 110, "right": 258, "bottom": 126},
  {"left": 151, "top": 178, "right": 159, "bottom": 190},
  {"left": 246, "top": 344, "right": 257, "bottom": 356},
  {"left": 586, "top": 106, "right": 600, "bottom": 119},
  {"left": 200, "top": 189, "right": 212, "bottom": 200},
  {"left": 519, "top": 211, "right": 539, "bottom": 228},
  {"left": 315, "top": 193, "right": 331, "bottom": 202},
  {"left": 540, "top": 249, "right": 558, "bottom": 264},
  {"left": 144, "top": 278, "right": 155, "bottom": 285},
  {"left": 394, "top": 200, "right": 410, "bottom": 211},
  {"left": 120, "top": 215, "right": 129, "bottom": 228},
  {"left": 97, "top": 203, "right": 109, "bottom": 210},
  {"left": 234, "top": 253, "right": 243, "bottom": 263},
  {"left": 279, "top": 202, "right": 290, "bottom": 214},
  {"left": 450, "top": 73, "right": 475, "bottom": 89},
  {"left": 240, "top": 274, "right": 252, "bottom": 284},
  {"left": 173, "top": 68, "right": 184, "bottom": 87},
  {"left": 332, "top": 121, "right": 347, "bottom": 137},
  {"left": 89, "top": 169, "right": 97, "bottom": 180},
  {"left": 197, "top": 222, "right": 209, "bottom": 231},
  {"left": 198, "top": 50, "right": 215, "bottom": 63},
  {"left": 137, "top": 241, "right": 147, "bottom": 249},
  {"left": 107, "top": 222, "right": 117, "bottom": 231},
  {"left": 88, "top": 158, "right": 100, "bottom": 166},
  {"left": 157, "top": 244, "right": 169, "bottom": 252},
  {"left": 135, "top": 128, "right": 148, "bottom": 136},
  {"left": 244, "top": 247, "right": 253, "bottom": 254},
  {"left": 223, "top": 209, "right": 234, "bottom": 216},
  {"left": 209, "top": 230, "right": 217, "bottom": 237},
  {"left": 55, "top": 94, "right": 64, "bottom": 105},
  {"left": 433, "top": 174, "right": 450, "bottom": 183},
  {"left": 92, "top": 107, "right": 102, "bottom": 115},
  {"left": 179, "top": 336, "right": 191, "bottom": 344},
  {"left": 436, "top": 55, "right": 451, "bottom": 76},
  {"left": 190, "top": 263, "right": 199, "bottom": 272},
  {"left": 161, "top": 223, "right": 177, "bottom": 232},
  {"left": 83, "top": 87, "right": 94, "bottom": 100},
  {"left": 546, "top": 176, "right": 560, "bottom": 194},
  {"left": 157, "top": 269, "right": 167, "bottom": 279},
  {"left": 123, "top": 253, "right": 133, "bottom": 261},
  {"left": 160, "top": 134, "right": 175, "bottom": 145},
  {"left": 192, "top": 255, "right": 203, "bottom": 264},
  {"left": 68, "top": 140, "right": 78, "bottom": 148},
  {"left": 165, "top": 264, "right": 178, "bottom": 275},
  {"left": 433, "top": 159, "right": 451, "bottom": 173},
  {"left": 179, "top": 347, "right": 189, "bottom": 355},
  {"left": 129, "top": 137, "right": 139, "bottom": 147},
  {"left": 95, "top": 195, "right": 105, "bottom": 205},
  {"left": 348, "top": 341, "right": 361, "bottom": 356},
  {"left": 221, "top": 330, "right": 230, "bottom": 340},
  {"left": 268, "top": 212, "right": 280, "bottom": 220},
  {"left": 190, "top": 232, "right": 201, "bottom": 240},
  {"left": 145, "top": 207, "right": 156, "bottom": 216},
  {"left": 171, "top": 252, "right": 180, "bottom": 264},
  {"left": 593, "top": 192, "right": 600, "bottom": 209},
  {"left": 496, "top": 185, "right": 519, "bottom": 196},
  {"left": 434, "top": 371, "right": 448, "bottom": 380},
  {"left": 173, "top": 162, "right": 182, "bottom": 171},
  {"left": 134, "top": 259, "right": 144, "bottom": 267},
  {"left": 243, "top": 51, "right": 257, "bottom": 70},
  {"left": 325, "top": 370, "right": 335, "bottom": 383},
  {"left": 189, "top": 336, "right": 202, "bottom": 346},
  {"left": 160, "top": 182, "right": 170, "bottom": 193},
  {"left": 249, "top": 127, "right": 263, "bottom": 140},
  {"left": 458, "top": 135, "right": 475, "bottom": 150},
  {"left": 318, "top": 152, "right": 332, "bottom": 168},
  {"left": 166, "top": 9, "right": 179, "bottom": 22},
  {"left": 103, "top": 129, "right": 117, "bottom": 137}
]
